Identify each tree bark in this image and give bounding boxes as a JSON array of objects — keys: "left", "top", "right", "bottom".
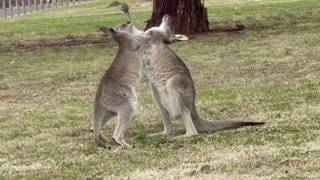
[{"left": 145, "top": 0, "right": 209, "bottom": 35}]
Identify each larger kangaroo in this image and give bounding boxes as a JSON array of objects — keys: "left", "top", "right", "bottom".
[{"left": 134, "top": 15, "right": 264, "bottom": 138}]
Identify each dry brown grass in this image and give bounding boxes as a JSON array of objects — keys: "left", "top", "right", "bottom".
[{"left": 0, "top": 0, "right": 320, "bottom": 179}]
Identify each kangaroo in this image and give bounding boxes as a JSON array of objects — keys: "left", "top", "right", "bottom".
[
  {"left": 93, "top": 22, "right": 144, "bottom": 149},
  {"left": 93, "top": 4, "right": 191, "bottom": 148},
  {"left": 131, "top": 15, "right": 264, "bottom": 138}
]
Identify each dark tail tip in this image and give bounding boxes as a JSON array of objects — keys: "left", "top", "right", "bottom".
[{"left": 241, "top": 122, "right": 265, "bottom": 126}]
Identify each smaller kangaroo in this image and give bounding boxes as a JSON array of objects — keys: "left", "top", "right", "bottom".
[{"left": 93, "top": 22, "right": 143, "bottom": 149}]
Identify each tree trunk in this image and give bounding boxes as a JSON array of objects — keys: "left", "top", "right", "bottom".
[{"left": 145, "top": 0, "right": 209, "bottom": 35}]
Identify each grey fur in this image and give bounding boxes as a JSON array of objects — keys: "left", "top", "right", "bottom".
[
  {"left": 93, "top": 9, "right": 189, "bottom": 149},
  {"left": 138, "top": 15, "right": 264, "bottom": 138},
  {"left": 92, "top": 15, "right": 181, "bottom": 148},
  {"left": 93, "top": 23, "right": 143, "bottom": 149}
]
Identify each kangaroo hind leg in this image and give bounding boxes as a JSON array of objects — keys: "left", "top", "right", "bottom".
[
  {"left": 147, "top": 85, "right": 174, "bottom": 138},
  {"left": 93, "top": 109, "right": 115, "bottom": 148},
  {"left": 173, "top": 108, "right": 198, "bottom": 140},
  {"left": 112, "top": 100, "right": 137, "bottom": 149}
]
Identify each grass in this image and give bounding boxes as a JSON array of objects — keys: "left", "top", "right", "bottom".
[{"left": 1, "top": 0, "right": 320, "bottom": 179}]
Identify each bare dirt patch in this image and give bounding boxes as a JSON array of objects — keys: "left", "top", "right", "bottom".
[
  {"left": 13, "top": 26, "right": 246, "bottom": 52},
  {"left": 210, "top": 24, "right": 246, "bottom": 33},
  {"left": 15, "top": 36, "right": 111, "bottom": 52},
  {"left": 187, "top": 24, "right": 247, "bottom": 40},
  {"left": 0, "top": 90, "right": 17, "bottom": 100}
]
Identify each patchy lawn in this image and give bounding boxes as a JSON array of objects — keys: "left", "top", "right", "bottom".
[{"left": 0, "top": 0, "right": 319, "bottom": 179}]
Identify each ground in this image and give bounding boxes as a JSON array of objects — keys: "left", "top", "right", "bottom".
[{"left": 0, "top": 0, "right": 320, "bottom": 179}]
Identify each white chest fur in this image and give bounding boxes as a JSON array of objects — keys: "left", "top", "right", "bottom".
[{"left": 141, "top": 46, "right": 163, "bottom": 86}]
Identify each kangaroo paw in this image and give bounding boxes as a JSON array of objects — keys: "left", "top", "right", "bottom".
[
  {"left": 112, "top": 138, "right": 132, "bottom": 149},
  {"left": 100, "top": 134, "right": 112, "bottom": 143},
  {"left": 96, "top": 139, "right": 107, "bottom": 148}
]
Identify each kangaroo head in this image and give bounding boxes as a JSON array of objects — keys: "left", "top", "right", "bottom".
[
  {"left": 100, "top": 23, "right": 142, "bottom": 51},
  {"left": 145, "top": 15, "right": 188, "bottom": 43}
]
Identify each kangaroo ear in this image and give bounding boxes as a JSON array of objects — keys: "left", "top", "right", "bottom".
[
  {"left": 174, "top": 34, "right": 188, "bottom": 41},
  {"left": 109, "top": 28, "right": 116, "bottom": 35},
  {"left": 100, "top": 26, "right": 116, "bottom": 35},
  {"left": 100, "top": 26, "right": 109, "bottom": 33},
  {"left": 162, "top": 14, "right": 172, "bottom": 25}
]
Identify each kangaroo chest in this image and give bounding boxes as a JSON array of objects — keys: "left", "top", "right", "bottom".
[
  {"left": 141, "top": 46, "right": 178, "bottom": 88},
  {"left": 141, "top": 47, "right": 164, "bottom": 86}
]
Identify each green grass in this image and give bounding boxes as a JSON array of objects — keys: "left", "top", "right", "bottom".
[
  {"left": 1, "top": 0, "right": 320, "bottom": 179},
  {"left": 207, "top": 0, "right": 320, "bottom": 29}
]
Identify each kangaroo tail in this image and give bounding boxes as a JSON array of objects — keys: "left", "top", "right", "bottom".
[
  {"left": 198, "top": 119, "right": 264, "bottom": 132},
  {"left": 191, "top": 110, "right": 264, "bottom": 133}
]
